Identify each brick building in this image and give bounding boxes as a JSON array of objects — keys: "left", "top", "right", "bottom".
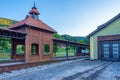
[{"left": 9, "top": 5, "right": 56, "bottom": 63}]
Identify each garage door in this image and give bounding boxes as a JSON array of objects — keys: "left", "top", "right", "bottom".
[{"left": 101, "top": 41, "right": 120, "bottom": 61}]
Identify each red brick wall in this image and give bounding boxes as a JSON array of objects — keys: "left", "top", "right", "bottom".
[{"left": 13, "top": 26, "right": 54, "bottom": 63}]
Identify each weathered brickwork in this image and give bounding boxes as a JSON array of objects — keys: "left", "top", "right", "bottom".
[
  {"left": 9, "top": 5, "right": 56, "bottom": 63},
  {"left": 13, "top": 26, "right": 54, "bottom": 63}
]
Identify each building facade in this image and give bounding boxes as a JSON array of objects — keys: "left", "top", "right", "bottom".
[
  {"left": 87, "top": 13, "right": 120, "bottom": 61},
  {"left": 9, "top": 5, "right": 56, "bottom": 63}
]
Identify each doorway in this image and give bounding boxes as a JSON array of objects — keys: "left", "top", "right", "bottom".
[{"left": 101, "top": 41, "right": 120, "bottom": 61}]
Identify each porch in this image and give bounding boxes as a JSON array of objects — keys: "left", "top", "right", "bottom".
[{"left": 0, "top": 28, "right": 27, "bottom": 62}]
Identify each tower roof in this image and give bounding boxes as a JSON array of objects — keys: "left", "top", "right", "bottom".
[
  {"left": 29, "top": 2, "right": 40, "bottom": 15},
  {"left": 9, "top": 4, "right": 57, "bottom": 33},
  {"left": 8, "top": 3, "right": 56, "bottom": 33}
]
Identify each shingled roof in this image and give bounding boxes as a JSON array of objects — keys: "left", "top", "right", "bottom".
[
  {"left": 9, "top": 5, "right": 57, "bottom": 33},
  {"left": 9, "top": 16, "right": 57, "bottom": 33},
  {"left": 87, "top": 13, "right": 120, "bottom": 38}
]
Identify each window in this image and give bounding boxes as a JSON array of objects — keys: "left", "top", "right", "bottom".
[
  {"left": 44, "top": 44, "right": 50, "bottom": 55},
  {"left": 16, "top": 45, "right": 24, "bottom": 55},
  {"left": 112, "top": 43, "right": 119, "bottom": 58},
  {"left": 103, "top": 44, "right": 110, "bottom": 58},
  {"left": 31, "top": 44, "right": 39, "bottom": 55}
]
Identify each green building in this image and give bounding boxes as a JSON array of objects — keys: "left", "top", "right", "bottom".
[{"left": 87, "top": 13, "right": 120, "bottom": 61}]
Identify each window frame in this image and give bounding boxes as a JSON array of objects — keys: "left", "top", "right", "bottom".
[
  {"left": 44, "top": 44, "right": 50, "bottom": 55},
  {"left": 31, "top": 44, "right": 39, "bottom": 55}
]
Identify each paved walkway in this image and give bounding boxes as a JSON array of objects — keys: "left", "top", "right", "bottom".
[{"left": 0, "top": 59, "right": 104, "bottom": 80}]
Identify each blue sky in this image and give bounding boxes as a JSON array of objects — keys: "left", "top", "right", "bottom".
[{"left": 0, "top": 0, "right": 120, "bottom": 36}]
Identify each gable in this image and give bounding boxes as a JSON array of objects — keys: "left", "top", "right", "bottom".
[
  {"left": 93, "top": 17, "right": 120, "bottom": 37},
  {"left": 87, "top": 13, "right": 120, "bottom": 37}
]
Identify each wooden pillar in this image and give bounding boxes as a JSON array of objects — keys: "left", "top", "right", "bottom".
[
  {"left": 24, "top": 39, "right": 26, "bottom": 61},
  {"left": 76, "top": 47, "right": 78, "bottom": 56},
  {"left": 11, "top": 38, "right": 13, "bottom": 59},
  {"left": 11, "top": 39, "right": 16, "bottom": 59},
  {"left": 74, "top": 46, "right": 76, "bottom": 56},
  {"left": 66, "top": 43, "right": 68, "bottom": 59},
  {"left": 53, "top": 43, "right": 58, "bottom": 57}
]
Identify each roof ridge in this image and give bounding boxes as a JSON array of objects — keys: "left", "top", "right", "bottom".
[
  {"left": 38, "top": 19, "right": 57, "bottom": 32},
  {"left": 87, "top": 13, "right": 120, "bottom": 37},
  {"left": 9, "top": 16, "right": 56, "bottom": 33}
]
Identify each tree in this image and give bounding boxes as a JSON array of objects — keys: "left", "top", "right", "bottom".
[
  {"left": 0, "top": 38, "right": 10, "bottom": 54},
  {"left": 44, "top": 44, "right": 50, "bottom": 53},
  {"left": 78, "top": 40, "right": 85, "bottom": 44},
  {"left": 53, "top": 33, "right": 63, "bottom": 39},
  {"left": 53, "top": 43, "right": 58, "bottom": 53}
]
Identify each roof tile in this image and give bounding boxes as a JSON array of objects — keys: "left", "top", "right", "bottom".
[{"left": 9, "top": 16, "right": 57, "bottom": 33}]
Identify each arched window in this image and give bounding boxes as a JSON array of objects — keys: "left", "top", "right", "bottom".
[
  {"left": 44, "top": 44, "right": 50, "bottom": 55},
  {"left": 31, "top": 44, "right": 39, "bottom": 55}
]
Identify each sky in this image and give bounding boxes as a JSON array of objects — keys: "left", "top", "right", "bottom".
[{"left": 0, "top": 0, "right": 120, "bottom": 36}]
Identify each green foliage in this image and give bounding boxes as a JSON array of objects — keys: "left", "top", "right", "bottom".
[
  {"left": 0, "top": 53, "right": 10, "bottom": 59},
  {"left": 0, "top": 17, "right": 18, "bottom": 28},
  {"left": 16, "top": 45, "right": 24, "bottom": 54},
  {"left": 62, "top": 34, "right": 90, "bottom": 44},
  {"left": 53, "top": 47, "right": 75, "bottom": 57},
  {"left": 0, "top": 38, "right": 11, "bottom": 53},
  {"left": 53, "top": 34, "right": 90, "bottom": 44},
  {"left": 44, "top": 44, "right": 50, "bottom": 53},
  {"left": 53, "top": 43, "right": 58, "bottom": 53},
  {"left": 53, "top": 33, "right": 63, "bottom": 39},
  {"left": 31, "top": 45, "right": 37, "bottom": 55},
  {"left": 62, "top": 34, "right": 72, "bottom": 41},
  {"left": 78, "top": 40, "right": 85, "bottom": 44}
]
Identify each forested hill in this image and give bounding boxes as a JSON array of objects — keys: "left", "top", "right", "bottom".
[
  {"left": 0, "top": 17, "right": 89, "bottom": 44},
  {"left": 54, "top": 34, "right": 90, "bottom": 44},
  {"left": 62, "top": 35, "right": 89, "bottom": 44},
  {"left": 0, "top": 17, "right": 17, "bottom": 28}
]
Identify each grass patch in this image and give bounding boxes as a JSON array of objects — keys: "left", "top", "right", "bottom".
[
  {"left": 0, "top": 60, "right": 10, "bottom": 63},
  {"left": 54, "top": 48, "right": 75, "bottom": 57},
  {"left": 0, "top": 53, "right": 10, "bottom": 59}
]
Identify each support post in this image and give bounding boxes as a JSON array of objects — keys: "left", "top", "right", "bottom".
[
  {"left": 74, "top": 46, "right": 76, "bottom": 56},
  {"left": 11, "top": 39, "right": 17, "bottom": 60},
  {"left": 11, "top": 38, "right": 14, "bottom": 59},
  {"left": 24, "top": 38, "right": 26, "bottom": 61},
  {"left": 66, "top": 43, "right": 68, "bottom": 59}
]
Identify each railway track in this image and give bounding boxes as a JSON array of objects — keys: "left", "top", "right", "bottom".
[
  {"left": 0, "top": 58, "right": 82, "bottom": 74},
  {"left": 62, "top": 62, "right": 113, "bottom": 80},
  {"left": 0, "top": 60, "right": 65, "bottom": 74}
]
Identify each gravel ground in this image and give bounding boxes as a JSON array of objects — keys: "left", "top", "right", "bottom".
[
  {"left": 0, "top": 59, "right": 120, "bottom": 80},
  {"left": 0, "top": 59, "right": 105, "bottom": 80},
  {"left": 96, "top": 62, "right": 120, "bottom": 80}
]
